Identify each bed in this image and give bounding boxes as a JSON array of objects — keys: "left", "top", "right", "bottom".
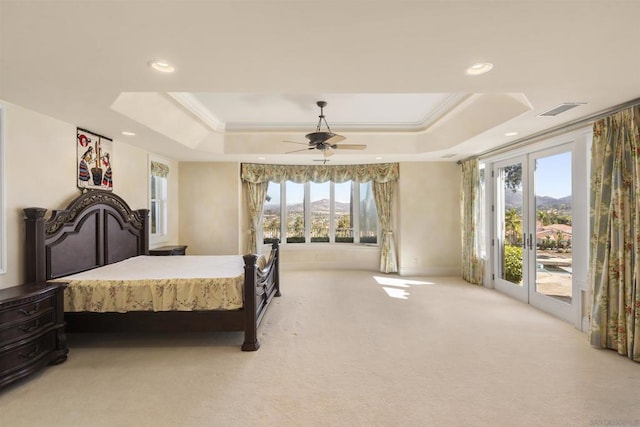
[{"left": 23, "top": 190, "right": 280, "bottom": 351}]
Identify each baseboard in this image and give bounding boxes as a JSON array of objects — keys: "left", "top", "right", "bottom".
[{"left": 398, "top": 266, "right": 461, "bottom": 277}]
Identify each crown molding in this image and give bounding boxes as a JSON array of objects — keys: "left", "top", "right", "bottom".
[
  {"left": 167, "top": 92, "right": 226, "bottom": 133},
  {"left": 168, "top": 92, "right": 467, "bottom": 133}
]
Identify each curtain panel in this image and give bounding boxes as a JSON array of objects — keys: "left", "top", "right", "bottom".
[
  {"left": 150, "top": 161, "right": 170, "bottom": 178},
  {"left": 245, "top": 181, "right": 269, "bottom": 254},
  {"left": 373, "top": 181, "right": 398, "bottom": 273},
  {"left": 241, "top": 163, "right": 399, "bottom": 184},
  {"left": 460, "top": 159, "right": 484, "bottom": 285},
  {"left": 589, "top": 105, "right": 640, "bottom": 362}
]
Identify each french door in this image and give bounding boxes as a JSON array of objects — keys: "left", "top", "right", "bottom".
[{"left": 493, "top": 145, "right": 574, "bottom": 322}]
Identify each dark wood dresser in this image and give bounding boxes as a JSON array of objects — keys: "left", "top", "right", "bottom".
[
  {"left": 0, "top": 282, "right": 68, "bottom": 389},
  {"left": 149, "top": 245, "right": 187, "bottom": 256}
]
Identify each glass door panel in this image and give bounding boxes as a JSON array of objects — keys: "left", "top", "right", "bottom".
[
  {"left": 527, "top": 147, "right": 574, "bottom": 323},
  {"left": 533, "top": 151, "right": 573, "bottom": 304},
  {"left": 494, "top": 157, "right": 528, "bottom": 301}
]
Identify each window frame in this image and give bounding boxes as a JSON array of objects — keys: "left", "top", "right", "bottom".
[{"left": 260, "top": 180, "right": 380, "bottom": 246}]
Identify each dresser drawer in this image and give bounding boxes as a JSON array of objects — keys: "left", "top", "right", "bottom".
[
  {"left": 0, "top": 292, "right": 56, "bottom": 325},
  {"left": 0, "top": 310, "right": 55, "bottom": 345},
  {"left": 0, "top": 331, "right": 56, "bottom": 376}
]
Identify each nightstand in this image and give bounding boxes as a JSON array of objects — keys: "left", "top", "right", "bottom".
[
  {"left": 0, "top": 282, "right": 68, "bottom": 389},
  {"left": 149, "top": 245, "right": 188, "bottom": 256}
]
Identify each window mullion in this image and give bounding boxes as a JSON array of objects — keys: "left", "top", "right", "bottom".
[
  {"left": 280, "top": 182, "right": 286, "bottom": 245},
  {"left": 329, "top": 182, "right": 335, "bottom": 243},
  {"left": 304, "top": 182, "right": 310, "bottom": 244}
]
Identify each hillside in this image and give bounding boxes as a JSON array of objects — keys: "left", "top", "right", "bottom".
[{"left": 264, "top": 199, "right": 350, "bottom": 214}]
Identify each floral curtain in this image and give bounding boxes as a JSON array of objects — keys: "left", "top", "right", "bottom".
[
  {"left": 373, "top": 181, "right": 398, "bottom": 273},
  {"left": 460, "top": 159, "right": 484, "bottom": 285},
  {"left": 589, "top": 105, "right": 640, "bottom": 362},
  {"left": 151, "top": 161, "right": 169, "bottom": 178},
  {"left": 241, "top": 163, "right": 399, "bottom": 184},
  {"left": 245, "top": 181, "right": 269, "bottom": 254}
]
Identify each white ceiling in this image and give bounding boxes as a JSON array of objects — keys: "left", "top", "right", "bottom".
[{"left": 1, "top": 1, "right": 639, "bottom": 164}]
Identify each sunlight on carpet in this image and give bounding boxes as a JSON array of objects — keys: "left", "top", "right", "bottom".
[{"left": 372, "top": 275, "right": 435, "bottom": 299}]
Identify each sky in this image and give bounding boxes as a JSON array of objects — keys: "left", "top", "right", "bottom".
[{"left": 534, "top": 151, "right": 572, "bottom": 199}]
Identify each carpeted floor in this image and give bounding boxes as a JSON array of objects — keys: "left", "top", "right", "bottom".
[{"left": 1, "top": 270, "right": 639, "bottom": 426}]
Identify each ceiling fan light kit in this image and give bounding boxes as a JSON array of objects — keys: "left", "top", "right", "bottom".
[{"left": 284, "top": 101, "right": 366, "bottom": 157}]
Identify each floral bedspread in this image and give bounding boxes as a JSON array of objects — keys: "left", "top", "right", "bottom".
[{"left": 51, "top": 255, "right": 245, "bottom": 313}]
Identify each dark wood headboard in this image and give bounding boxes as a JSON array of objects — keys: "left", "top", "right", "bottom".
[{"left": 24, "top": 191, "right": 149, "bottom": 282}]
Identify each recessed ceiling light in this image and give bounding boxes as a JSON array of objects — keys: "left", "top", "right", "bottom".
[
  {"left": 465, "top": 62, "right": 494, "bottom": 76},
  {"left": 504, "top": 131, "right": 518, "bottom": 137},
  {"left": 375, "top": 157, "right": 383, "bottom": 160},
  {"left": 148, "top": 60, "right": 175, "bottom": 73},
  {"left": 257, "top": 157, "right": 266, "bottom": 160},
  {"left": 121, "top": 131, "right": 136, "bottom": 136}
]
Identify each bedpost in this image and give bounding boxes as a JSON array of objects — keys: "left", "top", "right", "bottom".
[
  {"left": 136, "top": 208, "right": 150, "bottom": 255},
  {"left": 273, "top": 240, "right": 281, "bottom": 297},
  {"left": 24, "top": 208, "right": 48, "bottom": 282},
  {"left": 241, "top": 253, "right": 260, "bottom": 351}
]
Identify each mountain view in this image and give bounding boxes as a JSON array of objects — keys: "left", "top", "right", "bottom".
[
  {"left": 505, "top": 191, "right": 572, "bottom": 211},
  {"left": 263, "top": 199, "right": 351, "bottom": 214}
]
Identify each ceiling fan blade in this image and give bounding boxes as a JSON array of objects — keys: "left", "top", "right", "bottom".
[
  {"left": 285, "top": 147, "right": 315, "bottom": 154},
  {"left": 325, "top": 134, "right": 346, "bottom": 144},
  {"left": 283, "top": 140, "right": 310, "bottom": 145},
  {"left": 333, "top": 144, "right": 366, "bottom": 150}
]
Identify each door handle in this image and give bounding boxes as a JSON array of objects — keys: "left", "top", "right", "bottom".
[{"left": 528, "top": 233, "right": 533, "bottom": 250}]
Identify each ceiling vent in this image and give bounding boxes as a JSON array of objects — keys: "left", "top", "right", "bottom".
[{"left": 538, "top": 102, "right": 586, "bottom": 117}]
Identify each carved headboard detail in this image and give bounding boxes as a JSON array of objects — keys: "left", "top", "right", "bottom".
[{"left": 24, "top": 191, "right": 149, "bottom": 282}]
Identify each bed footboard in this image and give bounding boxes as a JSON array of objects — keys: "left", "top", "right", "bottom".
[{"left": 241, "top": 241, "right": 280, "bottom": 351}]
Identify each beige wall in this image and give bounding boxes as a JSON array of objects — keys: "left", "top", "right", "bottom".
[
  {"left": 177, "top": 162, "right": 462, "bottom": 275},
  {"left": 397, "top": 162, "right": 461, "bottom": 276},
  {"left": 178, "top": 162, "right": 241, "bottom": 255},
  {"left": 0, "top": 101, "right": 177, "bottom": 289}
]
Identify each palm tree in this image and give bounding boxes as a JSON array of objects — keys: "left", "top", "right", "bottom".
[
  {"left": 504, "top": 208, "right": 522, "bottom": 246},
  {"left": 537, "top": 210, "right": 549, "bottom": 226}
]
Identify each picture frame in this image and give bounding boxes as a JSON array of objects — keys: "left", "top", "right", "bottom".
[{"left": 77, "top": 128, "right": 113, "bottom": 191}]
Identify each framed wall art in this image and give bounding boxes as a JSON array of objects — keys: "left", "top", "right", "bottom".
[{"left": 77, "top": 128, "right": 113, "bottom": 191}]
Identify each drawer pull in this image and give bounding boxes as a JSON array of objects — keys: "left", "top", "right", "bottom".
[
  {"left": 19, "top": 320, "right": 40, "bottom": 333},
  {"left": 18, "top": 303, "right": 40, "bottom": 316},
  {"left": 19, "top": 344, "right": 40, "bottom": 359}
]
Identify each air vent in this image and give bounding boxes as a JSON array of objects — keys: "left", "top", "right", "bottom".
[
  {"left": 538, "top": 102, "right": 586, "bottom": 117},
  {"left": 441, "top": 153, "right": 457, "bottom": 159}
]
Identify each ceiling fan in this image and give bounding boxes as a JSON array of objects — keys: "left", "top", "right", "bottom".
[{"left": 284, "top": 101, "right": 366, "bottom": 157}]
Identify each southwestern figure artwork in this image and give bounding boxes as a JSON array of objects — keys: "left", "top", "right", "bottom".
[{"left": 77, "top": 128, "right": 113, "bottom": 191}]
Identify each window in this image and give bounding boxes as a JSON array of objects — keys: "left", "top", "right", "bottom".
[
  {"left": 149, "top": 159, "right": 169, "bottom": 240},
  {"left": 286, "top": 181, "right": 305, "bottom": 243},
  {"left": 261, "top": 180, "right": 379, "bottom": 245},
  {"left": 310, "top": 182, "right": 330, "bottom": 242},
  {"left": 334, "top": 181, "right": 353, "bottom": 243},
  {"left": 263, "top": 182, "right": 281, "bottom": 244}
]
